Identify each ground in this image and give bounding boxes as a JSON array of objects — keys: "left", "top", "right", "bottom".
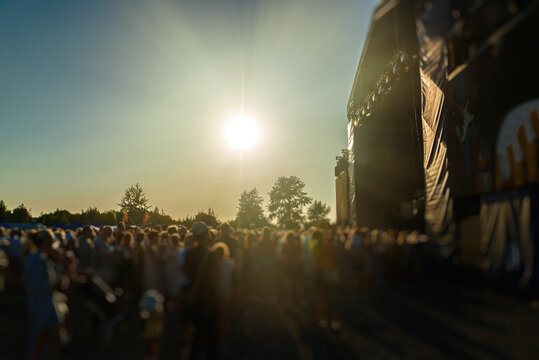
[
  {"left": 2, "top": 276, "right": 539, "bottom": 360},
  {"left": 225, "top": 279, "right": 539, "bottom": 360}
]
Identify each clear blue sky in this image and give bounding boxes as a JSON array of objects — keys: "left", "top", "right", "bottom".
[{"left": 0, "top": 0, "right": 375, "bottom": 220}]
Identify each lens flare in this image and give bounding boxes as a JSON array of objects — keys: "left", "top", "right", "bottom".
[{"left": 225, "top": 115, "right": 259, "bottom": 149}]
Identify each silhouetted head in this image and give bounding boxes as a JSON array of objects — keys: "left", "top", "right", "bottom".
[
  {"left": 191, "top": 221, "right": 211, "bottom": 246},
  {"left": 101, "top": 226, "right": 113, "bottom": 238},
  {"left": 82, "top": 225, "right": 94, "bottom": 239},
  {"left": 312, "top": 230, "right": 323, "bottom": 243},
  {"left": 135, "top": 232, "right": 145, "bottom": 244},
  {"left": 286, "top": 231, "right": 297, "bottom": 245},
  {"left": 160, "top": 232, "right": 169, "bottom": 244},
  {"left": 65, "top": 231, "right": 78, "bottom": 250},
  {"left": 32, "top": 230, "right": 53, "bottom": 254},
  {"left": 122, "top": 232, "right": 134, "bottom": 247},
  {"left": 218, "top": 222, "right": 231, "bottom": 236},
  {"left": 167, "top": 225, "right": 178, "bottom": 235},
  {"left": 170, "top": 234, "right": 180, "bottom": 247},
  {"left": 148, "top": 230, "right": 159, "bottom": 245},
  {"left": 212, "top": 242, "right": 230, "bottom": 260},
  {"left": 178, "top": 225, "right": 188, "bottom": 241},
  {"left": 184, "top": 233, "right": 196, "bottom": 248},
  {"left": 10, "top": 228, "right": 22, "bottom": 238}
]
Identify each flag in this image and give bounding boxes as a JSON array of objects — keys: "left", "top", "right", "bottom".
[
  {"left": 121, "top": 210, "right": 128, "bottom": 223},
  {"left": 142, "top": 211, "right": 151, "bottom": 226}
]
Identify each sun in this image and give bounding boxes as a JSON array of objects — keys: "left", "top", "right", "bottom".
[{"left": 225, "top": 115, "right": 259, "bottom": 149}]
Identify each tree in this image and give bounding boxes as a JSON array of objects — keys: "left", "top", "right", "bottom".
[
  {"left": 0, "top": 200, "right": 8, "bottom": 221},
  {"left": 97, "top": 210, "right": 119, "bottom": 225},
  {"left": 10, "top": 203, "right": 32, "bottom": 223},
  {"left": 234, "top": 188, "right": 267, "bottom": 228},
  {"left": 193, "top": 208, "right": 220, "bottom": 228},
  {"left": 56, "top": 212, "right": 71, "bottom": 226},
  {"left": 178, "top": 208, "right": 220, "bottom": 229},
  {"left": 118, "top": 183, "right": 150, "bottom": 224},
  {"left": 150, "top": 206, "right": 175, "bottom": 226},
  {"left": 307, "top": 200, "right": 331, "bottom": 228},
  {"left": 81, "top": 207, "right": 100, "bottom": 224},
  {"left": 178, "top": 214, "right": 196, "bottom": 229},
  {"left": 38, "top": 209, "right": 72, "bottom": 226},
  {"left": 267, "top": 176, "right": 312, "bottom": 229}
]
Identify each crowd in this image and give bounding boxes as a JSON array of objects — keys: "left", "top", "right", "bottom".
[{"left": 0, "top": 222, "right": 428, "bottom": 360}]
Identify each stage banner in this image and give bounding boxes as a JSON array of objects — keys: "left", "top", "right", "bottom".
[
  {"left": 480, "top": 186, "right": 537, "bottom": 289},
  {"left": 416, "top": 0, "right": 454, "bottom": 241},
  {"left": 445, "top": 4, "right": 539, "bottom": 197}
]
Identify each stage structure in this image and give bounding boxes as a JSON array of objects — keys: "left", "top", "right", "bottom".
[{"left": 335, "top": 0, "right": 539, "bottom": 289}]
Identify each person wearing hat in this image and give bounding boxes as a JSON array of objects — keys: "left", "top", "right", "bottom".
[{"left": 183, "top": 221, "right": 218, "bottom": 359}]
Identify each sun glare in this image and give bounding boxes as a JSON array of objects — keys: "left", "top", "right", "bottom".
[{"left": 225, "top": 115, "right": 259, "bottom": 149}]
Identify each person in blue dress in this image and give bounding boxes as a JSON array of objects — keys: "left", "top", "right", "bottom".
[{"left": 23, "top": 230, "right": 59, "bottom": 360}]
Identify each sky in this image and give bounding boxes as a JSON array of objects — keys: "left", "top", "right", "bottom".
[{"left": 0, "top": 0, "right": 375, "bottom": 221}]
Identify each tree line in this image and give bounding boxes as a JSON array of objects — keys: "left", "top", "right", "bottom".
[{"left": 0, "top": 176, "right": 331, "bottom": 229}]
